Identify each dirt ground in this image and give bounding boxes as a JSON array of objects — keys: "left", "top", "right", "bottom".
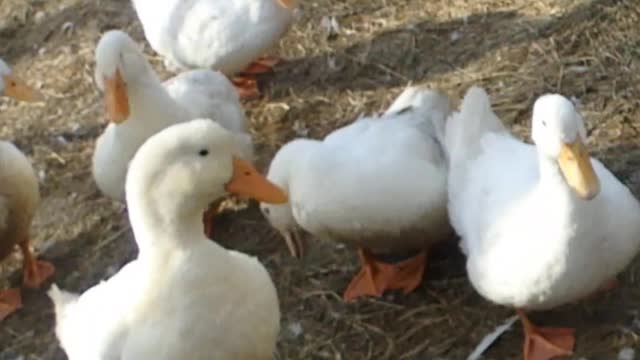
[{"left": 1, "top": 0, "right": 640, "bottom": 359}]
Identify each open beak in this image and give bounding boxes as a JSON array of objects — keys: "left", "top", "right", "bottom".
[
  {"left": 103, "top": 69, "right": 129, "bottom": 124},
  {"left": 3, "top": 74, "right": 44, "bottom": 102},
  {"left": 225, "top": 157, "right": 288, "bottom": 204},
  {"left": 282, "top": 229, "right": 306, "bottom": 259},
  {"left": 277, "top": 0, "right": 295, "bottom": 8},
  {"left": 557, "top": 138, "right": 600, "bottom": 200}
]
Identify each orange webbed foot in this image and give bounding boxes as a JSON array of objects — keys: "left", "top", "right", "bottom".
[
  {"left": 343, "top": 249, "right": 427, "bottom": 302},
  {"left": 230, "top": 56, "right": 283, "bottom": 100},
  {"left": 517, "top": 309, "right": 575, "bottom": 360},
  {"left": 20, "top": 240, "right": 55, "bottom": 289},
  {"left": 241, "top": 56, "right": 282, "bottom": 75},
  {"left": 0, "top": 288, "right": 22, "bottom": 321}
]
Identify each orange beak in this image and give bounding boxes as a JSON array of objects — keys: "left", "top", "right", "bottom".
[
  {"left": 225, "top": 157, "right": 288, "bottom": 204},
  {"left": 277, "top": 0, "right": 295, "bottom": 8},
  {"left": 2, "top": 74, "right": 44, "bottom": 102},
  {"left": 103, "top": 69, "right": 130, "bottom": 124},
  {"left": 558, "top": 138, "right": 600, "bottom": 200}
]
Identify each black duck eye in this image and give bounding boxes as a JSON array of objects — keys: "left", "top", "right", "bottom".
[
  {"left": 198, "top": 149, "right": 209, "bottom": 157},
  {"left": 263, "top": 207, "right": 271, "bottom": 216}
]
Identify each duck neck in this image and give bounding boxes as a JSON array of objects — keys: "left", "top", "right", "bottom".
[
  {"left": 127, "top": 186, "right": 209, "bottom": 254},
  {"left": 537, "top": 151, "right": 572, "bottom": 196}
]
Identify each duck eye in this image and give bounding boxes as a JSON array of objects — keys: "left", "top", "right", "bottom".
[
  {"left": 198, "top": 149, "right": 209, "bottom": 157},
  {"left": 542, "top": 120, "right": 547, "bottom": 127},
  {"left": 263, "top": 207, "right": 271, "bottom": 215}
]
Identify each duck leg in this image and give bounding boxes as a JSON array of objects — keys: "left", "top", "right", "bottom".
[
  {"left": 19, "top": 239, "right": 55, "bottom": 289},
  {"left": 0, "top": 288, "right": 22, "bottom": 321},
  {"left": 231, "top": 56, "right": 283, "bottom": 100},
  {"left": 343, "top": 248, "right": 426, "bottom": 302},
  {"left": 517, "top": 309, "right": 574, "bottom": 360},
  {"left": 243, "top": 56, "right": 282, "bottom": 74}
]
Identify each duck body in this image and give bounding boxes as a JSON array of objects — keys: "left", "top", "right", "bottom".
[
  {"left": 164, "top": 69, "right": 248, "bottom": 133},
  {"left": 51, "top": 242, "right": 279, "bottom": 360},
  {"left": 266, "top": 88, "right": 451, "bottom": 254},
  {"left": 131, "top": 0, "right": 295, "bottom": 75},
  {"left": 447, "top": 87, "right": 640, "bottom": 311},
  {"left": 446, "top": 86, "right": 640, "bottom": 360},
  {"left": 451, "top": 131, "right": 640, "bottom": 310},
  {"left": 126, "top": 246, "right": 278, "bottom": 359},
  {"left": 0, "top": 141, "right": 39, "bottom": 260},
  {"left": 92, "top": 31, "right": 251, "bottom": 202},
  {"left": 52, "top": 119, "right": 285, "bottom": 359},
  {"left": 279, "top": 117, "right": 449, "bottom": 254},
  {"left": 262, "top": 87, "right": 452, "bottom": 300},
  {"left": 0, "top": 141, "right": 51, "bottom": 322}
]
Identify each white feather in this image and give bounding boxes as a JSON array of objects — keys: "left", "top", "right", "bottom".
[
  {"left": 53, "top": 120, "right": 279, "bottom": 360},
  {"left": 261, "top": 86, "right": 452, "bottom": 253},
  {"left": 92, "top": 31, "right": 251, "bottom": 201},
  {"left": 131, "top": 0, "right": 296, "bottom": 74},
  {"left": 446, "top": 86, "right": 640, "bottom": 310}
]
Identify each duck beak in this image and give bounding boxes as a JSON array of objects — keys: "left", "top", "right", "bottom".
[
  {"left": 282, "top": 228, "right": 306, "bottom": 259},
  {"left": 103, "top": 69, "right": 129, "bottom": 124},
  {"left": 557, "top": 138, "right": 600, "bottom": 200},
  {"left": 225, "top": 157, "right": 288, "bottom": 204},
  {"left": 2, "top": 74, "right": 44, "bottom": 102},
  {"left": 277, "top": 0, "right": 295, "bottom": 8}
]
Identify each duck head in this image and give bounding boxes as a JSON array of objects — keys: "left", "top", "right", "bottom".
[
  {"left": 260, "top": 139, "right": 314, "bottom": 259},
  {"left": 95, "top": 30, "right": 153, "bottom": 124},
  {"left": 126, "top": 119, "right": 287, "bottom": 240},
  {"left": 532, "top": 94, "right": 600, "bottom": 200},
  {"left": 0, "top": 58, "right": 44, "bottom": 102}
]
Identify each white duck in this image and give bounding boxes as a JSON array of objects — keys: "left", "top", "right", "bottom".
[
  {"left": 446, "top": 86, "right": 640, "bottom": 360},
  {"left": 1, "top": 58, "right": 44, "bottom": 102},
  {"left": 49, "top": 119, "right": 287, "bottom": 360},
  {"left": 261, "top": 86, "right": 453, "bottom": 302},
  {"left": 130, "top": 0, "right": 297, "bottom": 99},
  {"left": 92, "top": 30, "right": 252, "bottom": 209},
  {"left": 0, "top": 59, "right": 53, "bottom": 322}
]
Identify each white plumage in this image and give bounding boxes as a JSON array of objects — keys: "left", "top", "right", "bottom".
[
  {"left": 446, "top": 86, "right": 640, "bottom": 310},
  {"left": 261, "top": 85, "right": 451, "bottom": 259},
  {"left": 130, "top": 0, "right": 296, "bottom": 74},
  {"left": 51, "top": 119, "right": 282, "bottom": 360},
  {"left": 91, "top": 30, "right": 252, "bottom": 201}
]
